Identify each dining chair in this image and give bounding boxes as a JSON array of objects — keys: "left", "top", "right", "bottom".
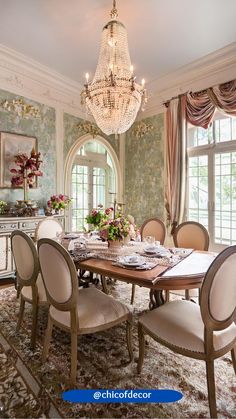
[
  {"left": 172, "top": 221, "right": 210, "bottom": 300},
  {"left": 38, "top": 238, "right": 133, "bottom": 385},
  {"left": 11, "top": 230, "right": 48, "bottom": 349},
  {"left": 34, "top": 218, "right": 64, "bottom": 241},
  {"left": 140, "top": 217, "right": 166, "bottom": 243},
  {"left": 137, "top": 245, "right": 236, "bottom": 418},
  {"left": 131, "top": 218, "right": 166, "bottom": 305}
]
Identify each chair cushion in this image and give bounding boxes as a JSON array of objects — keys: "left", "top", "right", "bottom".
[
  {"left": 50, "top": 287, "right": 130, "bottom": 333},
  {"left": 139, "top": 300, "right": 236, "bottom": 354},
  {"left": 21, "top": 273, "right": 47, "bottom": 303}
]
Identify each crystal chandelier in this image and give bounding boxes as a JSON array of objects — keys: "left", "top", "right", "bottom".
[{"left": 81, "top": 0, "right": 147, "bottom": 136}]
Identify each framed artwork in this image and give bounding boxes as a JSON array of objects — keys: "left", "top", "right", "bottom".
[{"left": 0, "top": 132, "right": 37, "bottom": 188}]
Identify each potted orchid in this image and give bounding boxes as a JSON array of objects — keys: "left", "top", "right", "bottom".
[
  {"left": 47, "top": 194, "right": 72, "bottom": 214},
  {"left": 10, "top": 149, "right": 43, "bottom": 201}
]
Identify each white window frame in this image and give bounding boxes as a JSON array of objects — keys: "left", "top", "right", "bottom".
[
  {"left": 64, "top": 134, "right": 122, "bottom": 232},
  {"left": 187, "top": 117, "right": 236, "bottom": 251}
]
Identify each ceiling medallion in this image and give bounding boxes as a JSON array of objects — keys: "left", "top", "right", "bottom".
[
  {"left": 1, "top": 98, "right": 40, "bottom": 119},
  {"left": 81, "top": 0, "right": 147, "bottom": 136},
  {"left": 77, "top": 121, "right": 101, "bottom": 138},
  {"left": 131, "top": 121, "right": 154, "bottom": 139}
]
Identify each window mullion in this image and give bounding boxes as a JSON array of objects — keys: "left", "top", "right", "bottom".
[{"left": 208, "top": 150, "right": 214, "bottom": 245}]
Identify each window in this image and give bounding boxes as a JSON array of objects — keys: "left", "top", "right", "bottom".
[
  {"left": 187, "top": 115, "right": 236, "bottom": 248},
  {"left": 71, "top": 141, "right": 116, "bottom": 232}
]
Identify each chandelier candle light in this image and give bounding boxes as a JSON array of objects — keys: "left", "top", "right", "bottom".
[{"left": 81, "top": 0, "right": 147, "bottom": 136}]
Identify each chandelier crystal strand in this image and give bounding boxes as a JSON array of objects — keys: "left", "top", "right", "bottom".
[{"left": 81, "top": 0, "right": 147, "bottom": 136}]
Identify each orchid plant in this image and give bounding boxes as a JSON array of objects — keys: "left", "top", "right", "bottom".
[{"left": 10, "top": 149, "right": 43, "bottom": 189}]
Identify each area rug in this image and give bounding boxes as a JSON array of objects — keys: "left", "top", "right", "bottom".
[{"left": 0, "top": 283, "right": 235, "bottom": 419}]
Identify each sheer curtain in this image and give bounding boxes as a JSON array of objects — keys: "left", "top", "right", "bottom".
[{"left": 165, "top": 79, "right": 236, "bottom": 233}]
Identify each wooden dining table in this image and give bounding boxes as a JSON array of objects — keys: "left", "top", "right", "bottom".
[{"left": 78, "top": 251, "right": 217, "bottom": 309}]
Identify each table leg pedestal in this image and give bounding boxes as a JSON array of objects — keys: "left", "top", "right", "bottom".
[{"left": 149, "top": 289, "right": 165, "bottom": 309}]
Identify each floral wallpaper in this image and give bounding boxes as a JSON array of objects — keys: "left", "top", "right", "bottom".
[
  {"left": 64, "top": 113, "right": 119, "bottom": 162},
  {"left": 0, "top": 89, "right": 56, "bottom": 206},
  {"left": 124, "top": 114, "right": 165, "bottom": 228}
]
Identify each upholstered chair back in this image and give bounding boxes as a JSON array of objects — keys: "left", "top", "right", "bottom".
[
  {"left": 173, "top": 221, "right": 209, "bottom": 250},
  {"left": 201, "top": 245, "right": 236, "bottom": 333},
  {"left": 35, "top": 218, "right": 63, "bottom": 241},
  {"left": 38, "top": 239, "right": 78, "bottom": 311},
  {"left": 140, "top": 218, "right": 166, "bottom": 244},
  {"left": 11, "top": 230, "right": 39, "bottom": 287}
]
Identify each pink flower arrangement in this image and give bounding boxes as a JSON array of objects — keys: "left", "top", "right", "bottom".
[
  {"left": 86, "top": 205, "right": 113, "bottom": 227},
  {"left": 47, "top": 194, "right": 71, "bottom": 210},
  {"left": 10, "top": 149, "right": 43, "bottom": 188},
  {"left": 99, "top": 212, "right": 132, "bottom": 241}
]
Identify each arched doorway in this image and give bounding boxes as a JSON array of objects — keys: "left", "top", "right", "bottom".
[{"left": 65, "top": 135, "right": 122, "bottom": 232}]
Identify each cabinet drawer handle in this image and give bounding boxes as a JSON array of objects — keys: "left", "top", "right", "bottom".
[
  {"left": 11, "top": 224, "right": 17, "bottom": 228},
  {"left": 22, "top": 223, "right": 26, "bottom": 227},
  {"left": 0, "top": 225, "right": 6, "bottom": 229}
]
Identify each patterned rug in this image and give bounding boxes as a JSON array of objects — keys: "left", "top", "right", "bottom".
[{"left": 0, "top": 283, "right": 235, "bottom": 419}]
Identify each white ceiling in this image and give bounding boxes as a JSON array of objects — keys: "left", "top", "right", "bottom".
[{"left": 0, "top": 0, "right": 235, "bottom": 87}]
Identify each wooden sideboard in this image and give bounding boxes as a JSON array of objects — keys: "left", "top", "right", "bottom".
[{"left": 0, "top": 215, "right": 64, "bottom": 280}]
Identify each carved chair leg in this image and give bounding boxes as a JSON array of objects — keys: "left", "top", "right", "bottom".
[
  {"left": 70, "top": 330, "right": 78, "bottom": 386},
  {"left": 42, "top": 315, "right": 53, "bottom": 362},
  {"left": 101, "top": 275, "right": 109, "bottom": 294},
  {"left": 137, "top": 323, "right": 145, "bottom": 374},
  {"left": 16, "top": 297, "right": 25, "bottom": 331},
  {"left": 16, "top": 284, "right": 22, "bottom": 299},
  {"left": 31, "top": 302, "right": 39, "bottom": 349},
  {"left": 231, "top": 347, "right": 236, "bottom": 375},
  {"left": 185, "top": 289, "right": 190, "bottom": 300},
  {"left": 126, "top": 319, "right": 133, "bottom": 362},
  {"left": 206, "top": 360, "right": 217, "bottom": 418},
  {"left": 130, "top": 284, "right": 136, "bottom": 305}
]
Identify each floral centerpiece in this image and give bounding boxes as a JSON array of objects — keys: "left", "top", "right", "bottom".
[
  {"left": 86, "top": 205, "right": 137, "bottom": 244},
  {"left": 99, "top": 211, "right": 133, "bottom": 243},
  {"left": 0, "top": 200, "right": 7, "bottom": 215},
  {"left": 10, "top": 149, "right": 43, "bottom": 201},
  {"left": 47, "top": 194, "right": 72, "bottom": 213},
  {"left": 86, "top": 205, "right": 113, "bottom": 229}
]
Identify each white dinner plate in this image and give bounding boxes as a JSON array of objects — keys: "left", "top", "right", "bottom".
[
  {"left": 118, "top": 255, "right": 146, "bottom": 267},
  {"left": 144, "top": 246, "right": 161, "bottom": 254}
]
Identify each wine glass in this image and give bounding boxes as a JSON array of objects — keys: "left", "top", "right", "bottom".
[{"left": 144, "top": 235, "right": 155, "bottom": 244}]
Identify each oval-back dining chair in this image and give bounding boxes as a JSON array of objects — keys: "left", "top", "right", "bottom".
[
  {"left": 34, "top": 218, "right": 64, "bottom": 241},
  {"left": 131, "top": 218, "right": 166, "bottom": 305},
  {"left": 137, "top": 245, "right": 236, "bottom": 418},
  {"left": 172, "top": 221, "right": 210, "bottom": 300},
  {"left": 140, "top": 218, "right": 166, "bottom": 243},
  {"left": 11, "top": 230, "right": 48, "bottom": 348},
  {"left": 173, "top": 221, "right": 209, "bottom": 251},
  {"left": 38, "top": 238, "right": 133, "bottom": 385}
]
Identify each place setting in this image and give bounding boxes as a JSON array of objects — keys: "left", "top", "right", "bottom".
[{"left": 112, "top": 254, "right": 159, "bottom": 270}]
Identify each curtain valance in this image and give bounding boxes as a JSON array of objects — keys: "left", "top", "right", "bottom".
[{"left": 186, "top": 79, "right": 236, "bottom": 128}]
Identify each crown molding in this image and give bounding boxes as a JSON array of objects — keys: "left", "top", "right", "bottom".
[
  {"left": 0, "top": 43, "right": 87, "bottom": 118},
  {"left": 140, "top": 42, "right": 236, "bottom": 119}
]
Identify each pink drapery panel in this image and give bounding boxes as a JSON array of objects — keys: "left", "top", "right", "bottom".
[
  {"left": 165, "top": 98, "right": 186, "bottom": 234},
  {"left": 186, "top": 79, "right": 236, "bottom": 128}
]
